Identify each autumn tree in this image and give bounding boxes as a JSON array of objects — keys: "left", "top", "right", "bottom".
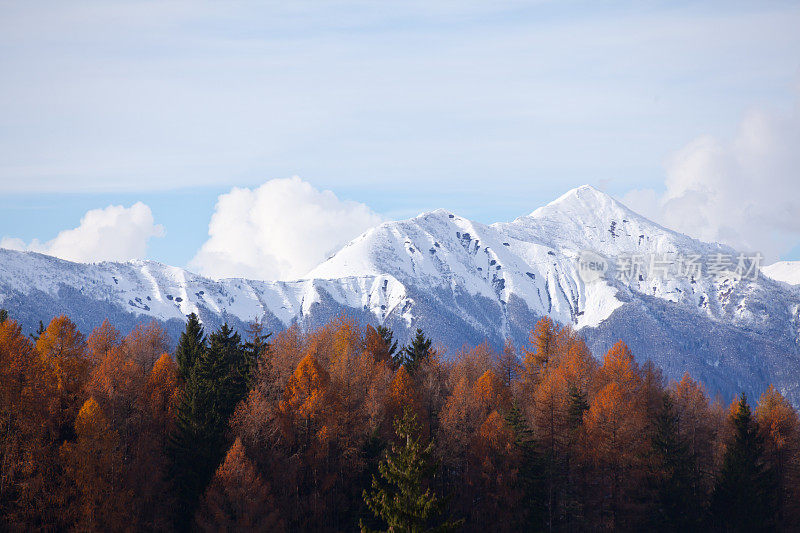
[
  {"left": 364, "top": 324, "right": 398, "bottom": 367},
  {"left": 36, "top": 315, "right": 91, "bottom": 441},
  {"left": 61, "top": 397, "right": 133, "bottom": 531},
  {"left": 532, "top": 367, "right": 572, "bottom": 529},
  {"left": 279, "top": 352, "right": 334, "bottom": 443},
  {"left": 385, "top": 365, "right": 421, "bottom": 431},
  {"left": 472, "top": 410, "right": 520, "bottom": 531},
  {"left": 277, "top": 350, "right": 341, "bottom": 527},
  {"left": 523, "top": 317, "right": 561, "bottom": 374},
  {"left": 124, "top": 320, "right": 171, "bottom": 369},
  {"left": 495, "top": 339, "right": 522, "bottom": 388},
  {"left": 86, "top": 318, "right": 122, "bottom": 362},
  {"left": 195, "top": 438, "right": 285, "bottom": 532},
  {"left": 671, "top": 373, "right": 717, "bottom": 503},
  {"left": 0, "top": 316, "right": 59, "bottom": 528},
  {"left": 6, "top": 310, "right": 800, "bottom": 532},
  {"left": 756, "top": 385, "right": 800, "bottom": 528},
  {"left": 87, "top": 342, "right": 144, "bottom": 438},
  {"left": 134, "top": 353, "right": 181, "bottom": 530},
  {"left": 583, "top": 352, "right": 650, "bottom": 532}
]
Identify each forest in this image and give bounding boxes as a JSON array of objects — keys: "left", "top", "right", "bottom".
[{"left": 0, "top": 308, "right": 798, "bottom": 532}]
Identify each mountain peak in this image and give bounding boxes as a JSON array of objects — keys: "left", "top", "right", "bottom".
[{"left": 529, "top": 184, "right": 619, "bottom": 218}]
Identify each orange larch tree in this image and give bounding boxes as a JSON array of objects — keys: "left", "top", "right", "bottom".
[
  {"left": 124, "top": 320, "right": 171, "bottom": 369},
  {"left": 60, "top": 397, "right": 133, "bottom": 531},
  {"left": 0, "top": 317, "right": 59, "bottom": 528},
  {"left": 36, "top": 315, "right": 91, "bottom": 441},
  {"left": 756, "top": 385, "right": 800, "bottom": 527},
  {"left": 195, "top": 438, "right": 285, "bottom": 532}
]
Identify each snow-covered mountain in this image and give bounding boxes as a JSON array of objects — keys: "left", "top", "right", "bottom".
[
  {"left": 2, "top": 186, "right": 799, "bottom": 405},
  {"left": 764, "top": 261, "right": 800, "bottom": 286}
]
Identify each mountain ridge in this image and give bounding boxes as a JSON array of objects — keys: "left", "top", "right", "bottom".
[{"left": 2, "top": 186, "right": 799, "bottom": 405}]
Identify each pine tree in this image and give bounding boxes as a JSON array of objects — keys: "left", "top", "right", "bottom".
[
  {"left": 376, "top": 325, "right": 398, "bottom": 361},
  {"left": 0, "top": 309, "right": 7, "bottom": 323},
  {"left": 169, "top": 367, "right": 221, "bottom": 529},
  {"left": 361, "top": 409, "right": 461, "bottom": 532},
  {"left": 649, "top": 394, "right": 701, "bottom": 531},
  {"left": 711, "top": 394, "right": 777, "bottom": 532},
  {"left": 506, "top": 402, "right": 545, "bottom": 530},
  {"left": 175, "top": 313, "right": 205, "bottom": 381},
  {"left": 29, "top": 320, "right": 45, "bottom": 342},
  {"left": 169, "top": 323, "right": 251, "bottom": 530},
  {"left": 206, "top": 323, "right": 250, "bottom": 413},
  {"left": 398, "top": 329, "right": 432, "bottom": 374},
  {"left": 243, "top": 320, "right": 271, "bottom": 384},
  {"left": 567, "top": 385, "right": 589, "bottom": 430}
]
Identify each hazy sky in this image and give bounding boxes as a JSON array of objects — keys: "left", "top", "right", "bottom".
[{"left": 1, "top": 1, "right": 799, "bottom": 277}]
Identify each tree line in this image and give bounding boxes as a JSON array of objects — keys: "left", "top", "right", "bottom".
[{"left": 0, "top": 308, "right": 798, "bottom": 532}]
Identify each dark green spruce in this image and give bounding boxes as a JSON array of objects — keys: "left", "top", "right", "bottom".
[
  {"left": 397, "top": 328, "right": 433, "bottom": 374},
  {"left": 175, "top": 312, "right": 205, "bottom": 381},
  {"left": 649, "top": 394, "right": 703, "bottom": 531},
  {"left": 361, "top": 409, "right": 462, "bottom": 533},
  {"left": 168, "top": 319, "right": 260, "bottom": 530},
  {"left": 711, "top": 394, "right": 777, "bottom": 532}
]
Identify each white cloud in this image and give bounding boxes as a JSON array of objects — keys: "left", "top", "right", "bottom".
[
  {"left": 190, "top": 177, "right": 384, "bottom": 280},
  {"left": 1, "top": 202, "right": 164, "bottom": 262},
  {"left": 623, "top": 99, "right": 800, "bottom": 261}
]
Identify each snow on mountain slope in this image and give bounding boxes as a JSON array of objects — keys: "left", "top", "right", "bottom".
[
  {"left": 310, "top": 185, "right": 777, "bottom": 334},
  {"left": 0, "top": 185, "right": 793, "bottom": 344},
  {"left": 0, "top": 248, "right": 409, "bottom": 338},
  {"left": 496, "top": 185, "right": 768, "bottom": 326},
  {"left": 2, "top": 185, "right": 799, "bottom": 405},
  {"left": 763, "top": 261, "right": 800, "bottom": 286}
]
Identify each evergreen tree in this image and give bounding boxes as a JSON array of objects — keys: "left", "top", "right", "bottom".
[
  {"left": 243, "top": 321, "right": 271, "bottom": 366},
  {"left": 175, "top": 313, "right": 205, "bottom": 381},
  {"left": 564, "top": 385, "right": 589, "bottom": 527},
  {"left": 29, "top": 319, "right": 46, "bottom": 342},
  {"left": 361, "top": 409, "right": 461, "bottom": 532},
  {"left": 376, "top": 325, "right": 399, "bottom": 363},
  {"left": 169, "top": 323, "right": 253, "bottom": 531},
  {"left": 398, "top": 329, "right": 432, "bottom": 374},
  {"left": 242, "top": 321, "right": 270, "bottom": 398},
  {"left": 206, "top": 324, "right": 248, "bottom": 413},
  {"left": 567, "top": 384, "right": 589, "bottom": 430},
  {"left": 0, "top": 309, "right": 7, "bottom": 323},
  {"left": 650, "top": 395, "right": 702, "bottom": 531},
  {"left": 711, "top": 394, "right": 777, "bottom": 532},
  {"left": 506, "top": 402, "right": 545, "bottom": 530}
]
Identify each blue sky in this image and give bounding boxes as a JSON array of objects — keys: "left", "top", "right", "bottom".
[{"left": 1, "top": 1, "right": 799, "bottom": 277}]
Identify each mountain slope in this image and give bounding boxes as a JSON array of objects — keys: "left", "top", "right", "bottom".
[{"left": 1, "top": 186, "right": 799, "bottom": 405}]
